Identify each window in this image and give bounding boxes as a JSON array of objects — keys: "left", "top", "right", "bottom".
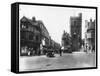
[
  {"left": 22, "top": 24, "right": 26, "bottom": 28},
  {"left": 29, "top": 34, "right": 33, "bottom": 40},
  {"left": 36, "top": 35, "right": 39, "bottom": 41},
  {"left": 21, "top": 31, "right": 26, "bottom": 39}
]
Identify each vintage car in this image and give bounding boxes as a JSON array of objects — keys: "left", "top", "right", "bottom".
[{"left": 46, "top": 49, "right": 55, "bottom": 57}]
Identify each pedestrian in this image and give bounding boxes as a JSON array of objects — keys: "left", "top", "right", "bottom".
[{"left": 59, "top": 48, "right": 62, "bottom": 56}]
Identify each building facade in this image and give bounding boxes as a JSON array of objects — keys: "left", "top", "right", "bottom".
[
  {"left": 20, "top": 16, "right": 41, "bottom": 56},
  {"left": 70, "top": 13, "right": 82, "bottom": 51},
  {"left": 37, "top": 20, "right": 50, "bottom": 48},
  {"left": 85, "top": 19, "right": 95, "bottom": 53},
  {"left": 20, "top": 16, "right": 61, "bottom": 56},
  {"left": 37, "top": 20, "right": 51, "bottom": 54},
  {"left": 61, "top": 30, "right": 71, "bottom": 52}
]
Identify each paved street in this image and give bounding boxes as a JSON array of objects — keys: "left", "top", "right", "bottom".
[{"left": 19, "top": 52, "right": 96, "bottom": 71}]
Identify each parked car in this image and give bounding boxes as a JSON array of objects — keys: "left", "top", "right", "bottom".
[{"left": 46, "top": 49, "right": 55, "bottom": 57}]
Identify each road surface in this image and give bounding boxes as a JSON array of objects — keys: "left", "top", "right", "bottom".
[{"left": 19, "top": 52, "right": 96, "bottom": 71}]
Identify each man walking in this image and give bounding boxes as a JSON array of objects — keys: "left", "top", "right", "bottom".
[{"left": 59, "top": 48, "right": 62, "bottom": 56}]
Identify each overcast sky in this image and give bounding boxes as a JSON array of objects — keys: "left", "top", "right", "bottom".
[{"left": 19, "top": 5, "right": 96, "bottom": 45}]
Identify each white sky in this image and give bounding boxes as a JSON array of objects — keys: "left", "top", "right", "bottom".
[{"left": 19, "top": 5, "right": 96, "bottom": 45}]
